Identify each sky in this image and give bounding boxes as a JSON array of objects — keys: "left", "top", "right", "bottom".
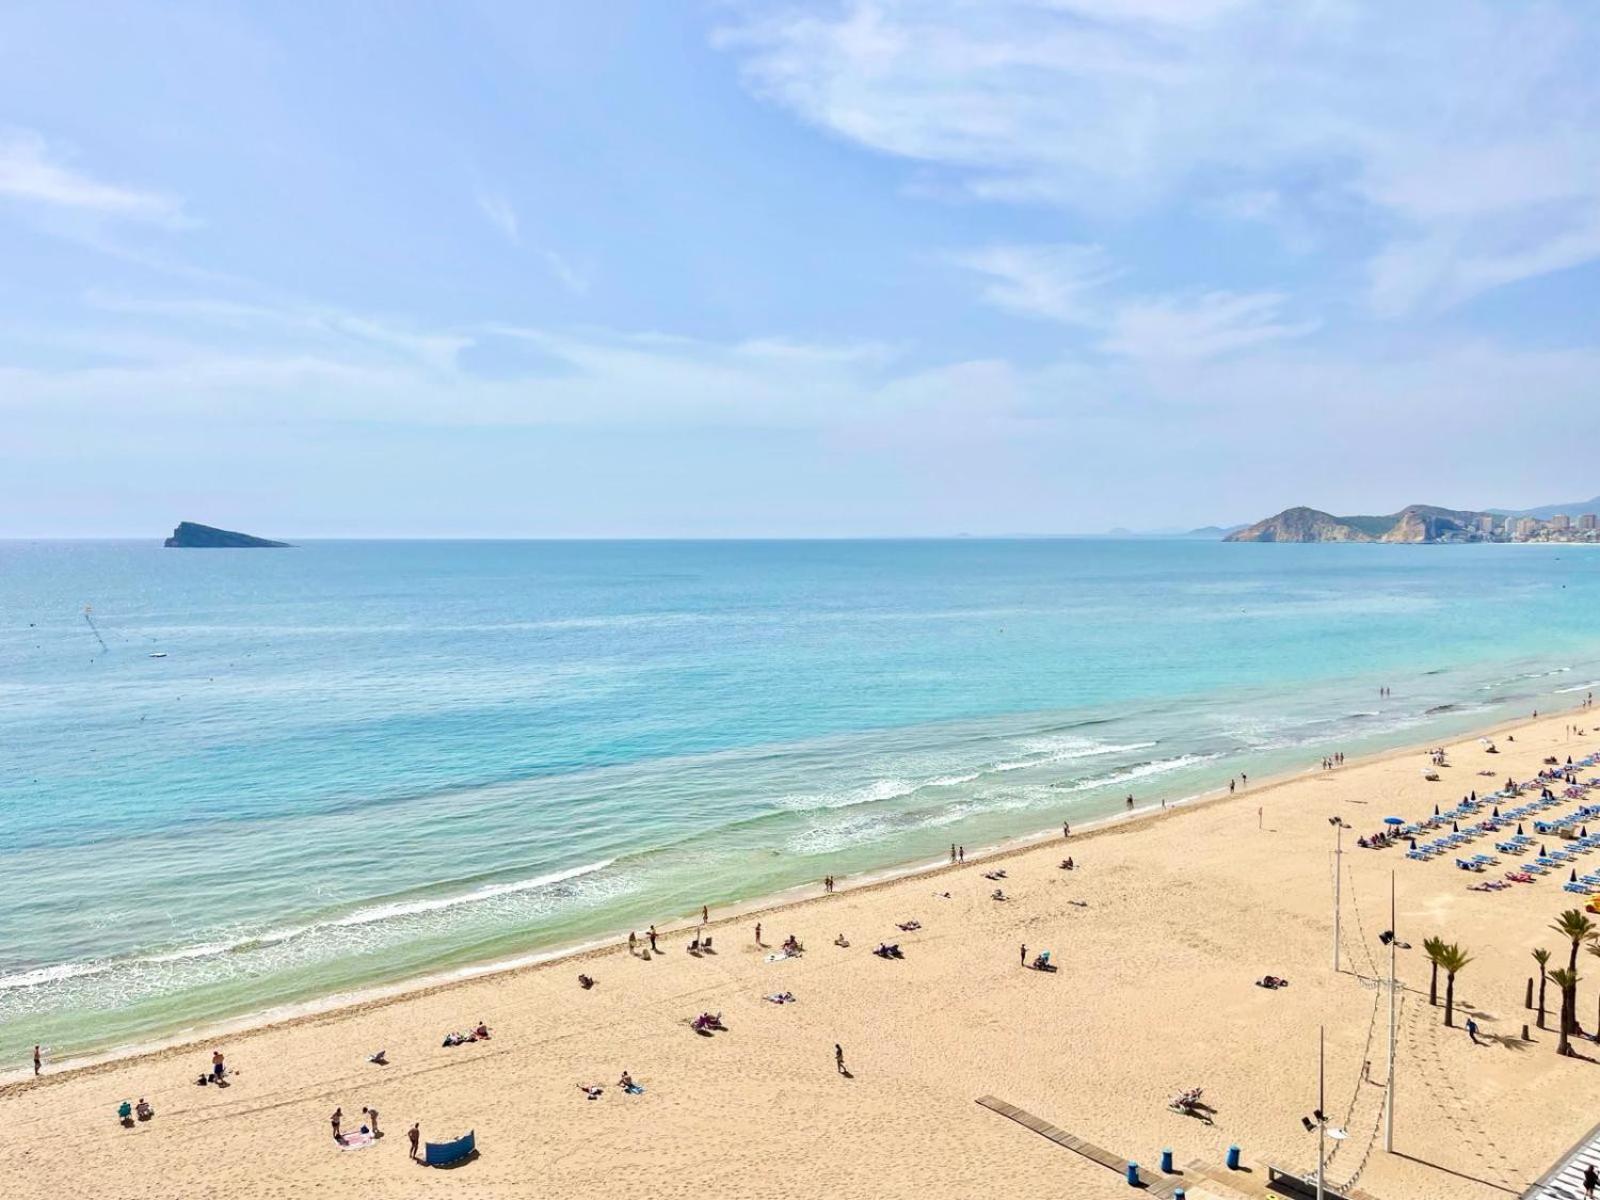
[{"left": 3, "top": 0, "right": 1599, "bottom": 537}]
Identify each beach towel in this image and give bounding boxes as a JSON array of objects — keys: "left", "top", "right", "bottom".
[
  {"left": 624, "top": 1084, "right": 645, "bottom": 1094},
  {"left": 764, "top": 951, "right": 792, "bottom": 963},
  {"left": 338, "top": 1131, "right": 377, "bottom": 1151}
]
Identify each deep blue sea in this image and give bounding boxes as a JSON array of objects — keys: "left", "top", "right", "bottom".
[{"left": 4, "top": 538, "right": 1600, "bottom": 1064}]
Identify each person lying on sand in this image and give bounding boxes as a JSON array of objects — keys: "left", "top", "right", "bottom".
[
  {"left": 991, "top": 888, "right": 1008, "bottom": 901},
  {"left": 1059, "top": 857, "right": 1074, "bottom": 870},
  {"left": 834, "top": 934, "right": 850, "bottom": 947},
  {"left": 578, "top": 1083, "right": 604, "bottom": 1100},
  {"left": 368, "top": 1050, "right": 388, "bottom": 1065},
  {"left": 1256, "top": 975, "right": 1289, "bottom": 989},
  {"left": 896, "top": 920, "right": 921, "bottom": 931}
]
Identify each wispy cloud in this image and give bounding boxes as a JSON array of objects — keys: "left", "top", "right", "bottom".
[
  {"left": 718, "top": 1, "right": 1600, "bottom": 314},
  {"left": 951, "top": 242, "right": 1314, "bottom": 359},
  {"left": 948, "top": 243, "right": 1117, "bottom": 324},
  {"left": 474, "top": 185, "right": 590, "bottom": 294},
  {"left": 474, "top": 186, "right": 520, "bottom": 245},
  {"left": 1099, "top": 291, "right": 1317, "bottom": 360},
  {"left": 0, "top": 129, "right": 185, "bottom": 225}
]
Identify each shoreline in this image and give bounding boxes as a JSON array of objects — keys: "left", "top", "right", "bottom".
[{"left": 1, "top": 699, "right": 1565, "bottom": 1093}]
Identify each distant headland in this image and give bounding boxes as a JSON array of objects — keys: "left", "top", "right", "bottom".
[
  {"left": 1226, "top": 502, "right": 1599, "bottom": 544},
  {"left": 164, "top": 522, "right": 291, "bottom": 548}
]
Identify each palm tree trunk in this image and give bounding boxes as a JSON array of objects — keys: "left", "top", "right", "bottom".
[
  {"left": 1561, "top": 987, "right": 1575, "bottom": 1055},
  {"left": 1445, "top": 972, "right": 1456, "bottom": 1027},
  {"left": 1539, "top": 973, "right": 1548, "bottom": 1029},
  {"left": 1429, "top": 960, "right": 1438, "bottom": 1006}
]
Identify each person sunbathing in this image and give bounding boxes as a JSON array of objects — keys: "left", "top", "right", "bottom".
[
  {"left": 1256, "top": 975, "right": 1289, "bottom": 989},
  {"left": 578, "top": 1083, "right": 604, "bottom": 1100},
  {"left": 896, "top": 920, "right": 921, "bottom": 931},
  {"left": 782, "top": 935, "right": 803, "bottom": 954},
  {"left": 474, "top": 1022, "right": 491, "bottom": 1039},
  {"left": 368, "top": 1050, "right": 388, "bottom": 1065},
  {"left": 991, "top": 888, "right": 1008, "bottom": 901},
  {"left": 1059, "top": 857, "right": 1074, "bottom": 870},
  {"left": 834, "top": 934, "right": 850, "bottom": 947}
]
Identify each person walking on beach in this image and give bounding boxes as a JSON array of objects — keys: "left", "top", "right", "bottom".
[
  {"left": 1229, "top": 778, "right": 1235, "bottom": 794},
  {"left": 702, "top": 905, "right": 708, "bottom": 924},
  {"left": 835, "top": 1043, "right": 847, "bottom": 1075},
  {"left": 755, "top": 922, "right": 762, "bottom": 945},
  {"left": 1020, "top": 943, "right": 1027, "bottom": 967},
  {"left": 1583, "top": 1161, "right": 1596, "bottom": 1199},
  {"left": 408, "top": 1122, "right": 421, "bottom": 1160},
  {"left": 32, "top": 1044, "right": 41, "bottom": 1076},
  {"left": 1466, "top": 1017, "right": 1481, "bottom": 1045},
  {"left": 648, "top": 925, "right": 658, "bottom": 953},
  {"left": 1063, "top": 821, "right": 1069, "bottom": 838},
  {"left": 331, "top": 1106, "right": 343, "bottom": 1142},
  {"left": 958, "top": 846, "right": 964, "bottom": 863},
  {"left": 950, "top": 843, "right": 957, "bottom": 863},
  {"left": 1241, "top": 773, "right": 1248, "bottom": 787}
]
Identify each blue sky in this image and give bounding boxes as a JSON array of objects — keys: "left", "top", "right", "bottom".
[{"left": 3, "top": 1, "right": 1599, "bottom": 536}]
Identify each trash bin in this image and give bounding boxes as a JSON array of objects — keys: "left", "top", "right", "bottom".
[
  {"left": 1126, "top": 1161, "right": 1140, "bottom": 1187},
  {"left": 1226, "top": 1144, "right": 1241, "bottom": 1170},
  {"left": 1160, "top": 1148, "right": 1173, "bottom": 1173}
]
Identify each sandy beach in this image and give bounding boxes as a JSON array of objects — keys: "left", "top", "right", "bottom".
[{"left": 6, "top": 708, "right": 1600, "bottom": 1199}]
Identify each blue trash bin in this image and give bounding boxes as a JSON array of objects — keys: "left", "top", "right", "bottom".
[
  {"left": 1225, "top": 1145, "right": 1241, "bottom": 1170},
  {"left": 1126, "top": 1161, "right": 1140, "bottom": 1187},
  {"left": 1175, "top": 1190, "right": 1186, "bottom": 1200},
  {"left": 1160, "top": 1148, "right": 1173, "bottom": 1173}
]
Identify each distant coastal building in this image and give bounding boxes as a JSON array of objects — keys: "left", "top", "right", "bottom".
[
  {"left": 1477, "top": 514, "right": 1495, "bottom": 535},
  {"left": 1516, "top": 517, "right": 1538, "bottom": 538},
  {"left": 1551, "top": 514, "right": 1571, "bottom": 531},
  {"left": 1581, "top": 513, "right": 1597, "bottom": 531}
]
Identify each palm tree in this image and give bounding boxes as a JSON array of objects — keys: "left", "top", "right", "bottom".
[
  {"left": 1550, "top": 911, "right": 1597, "bottom": 1032},
  {"left": 1534, "top": 947, "right": 1553, "bottom": 1029},
  {"left": 1551, "top": 967, "right": 1581, "bottom": 1056},
  {"left": 1435, "top": 942, "right": 1473, "bottom": 1027},
  {"left": 1423, "top": 935, "right": 1446, "bottom": 1006}
]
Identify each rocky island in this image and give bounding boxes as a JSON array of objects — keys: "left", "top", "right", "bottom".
[{"left": 163, "top": 521, "right": 291, "bottom": 548}]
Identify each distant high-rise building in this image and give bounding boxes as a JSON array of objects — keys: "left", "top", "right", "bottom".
[
  {"left": 1477, "top": 514, "right": 1495, "bottom": 534},
  {"left": 1580, "top": 513, "right": 1597, "bottom": 531},
  {"left": 1552, "top": 513, "right": 1571, "bottom": 531},
  {"left": 1517, "top": 517, "right": 1538, "bottom": 538}
]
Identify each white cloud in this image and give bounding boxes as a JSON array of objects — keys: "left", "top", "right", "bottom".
[
  {"left": 474, "top": 187, "right": 520, "bottom": 245},
  {"left": 948, "top": 243, "right": 1116, "bottom": 323},
  {"left": 951, "top": 242, "right": 1314, "bottom": 359},
  {"left": 718, "top": 1, "right": 1600, "bottom": 314},
  {"left": 1099, "top": 290, "right": 1317, "bottom": 360},
  {"left": 0, "top": 130, "right": 184, "bottom": 225}
]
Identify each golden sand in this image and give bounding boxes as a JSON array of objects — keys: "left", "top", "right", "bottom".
[{"left": 5, "top": 711, "right": 1599, "bottom": 1199}]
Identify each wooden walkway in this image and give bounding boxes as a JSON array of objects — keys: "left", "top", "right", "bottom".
[
  {"left": 974, "top": 1095, "right": 1382, "bottom": 1200},
  {"left": 975, "top": 1095, "right": 1184, "bottom": 1197}
]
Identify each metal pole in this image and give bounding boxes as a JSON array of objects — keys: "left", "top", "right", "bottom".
[
  {"left": 1385, "top": 870, "right": 1396, "bottom": 1152},
  {"left": 1333, "top": 824, "right": 1343, "bottom": 973},
  {"left": 1317, "top": 1025, "right": 1326, "bottom": 1200}
]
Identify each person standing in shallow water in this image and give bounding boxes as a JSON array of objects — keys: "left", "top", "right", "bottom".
[{"left": 33, "top": 1044, "right": 41, "bottom": 1075}]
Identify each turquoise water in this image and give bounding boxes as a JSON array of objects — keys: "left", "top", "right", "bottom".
[{"left": 4, "top": 538, "right": 1600, "bottom": 1064}]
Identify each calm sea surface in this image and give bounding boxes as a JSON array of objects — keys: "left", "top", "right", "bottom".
[{"left": 4, "top": 538, "right": 1599, "bottom": 1063}]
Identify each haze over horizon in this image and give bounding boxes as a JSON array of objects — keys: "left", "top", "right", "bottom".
[{"left": 5, "top": 2, "right": 1599, "bottom": 538}]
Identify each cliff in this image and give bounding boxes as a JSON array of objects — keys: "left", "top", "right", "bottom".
[
  {"left": 1223, "top": 507, "right": 1375, "bottom": 542},
  {"left": 1225, "top": 504, "right": 1488, "bottom": 544},
  {"left": 164, "top": 522, "right": 291, "bottom": 548}
]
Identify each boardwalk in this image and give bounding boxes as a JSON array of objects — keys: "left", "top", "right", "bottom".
[{"left": 1524, "top": 1122, "right": 1600, "bottom": 1200}]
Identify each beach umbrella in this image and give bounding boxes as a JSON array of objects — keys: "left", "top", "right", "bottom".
[{"left": 1384, "top": 816, "right": 1404, "bottom": 826}]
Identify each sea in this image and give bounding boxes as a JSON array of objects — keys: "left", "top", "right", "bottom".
[{"left": 4, "top": 537, "right": 1599, "bottom": 1067}]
